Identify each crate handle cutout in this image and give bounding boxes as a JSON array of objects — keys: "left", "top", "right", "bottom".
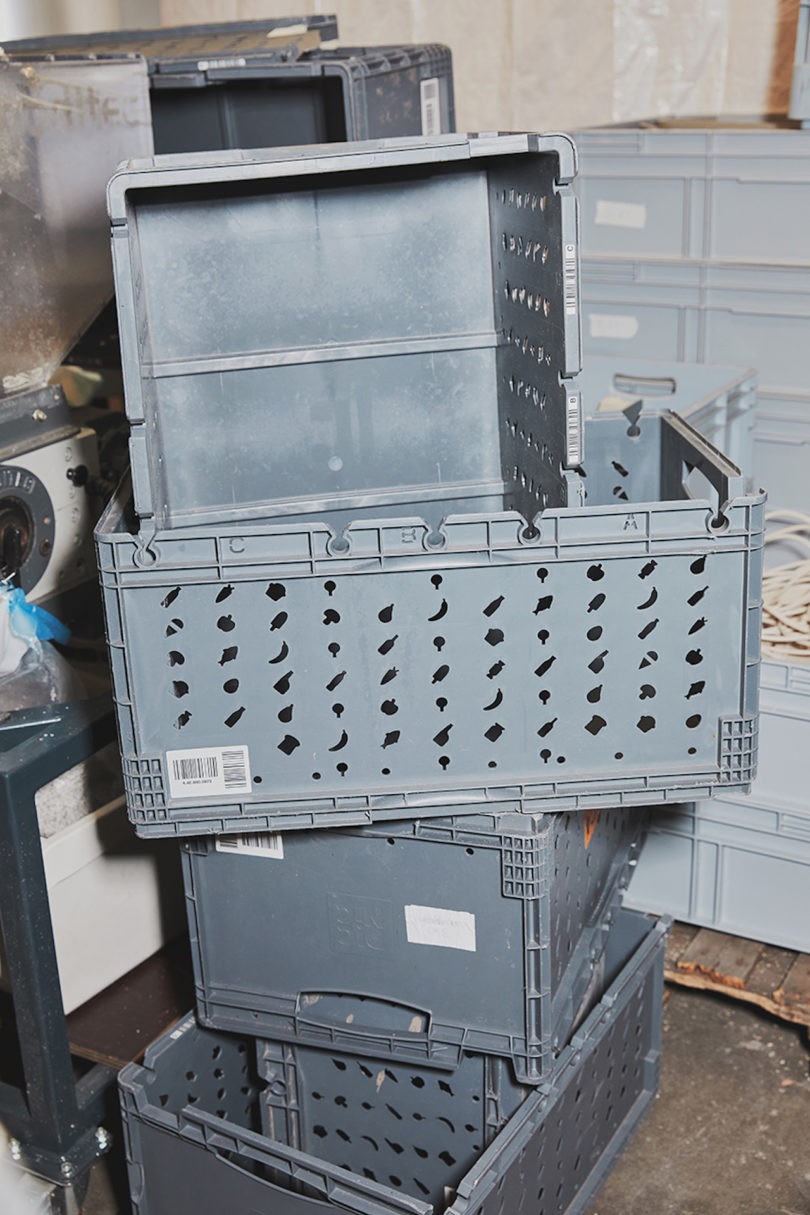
[
  {"left": 181, "top": 1111, "right": 431, "bottom": 1215},
  {"left": 296, "top": 992, "right": 431, "bottom": 1037},
  {"left": 660, "top": 412, "right": 744, "bottom": 528},
  {"left": 613, "top": 372, "right": 677, "bottom": 398}
]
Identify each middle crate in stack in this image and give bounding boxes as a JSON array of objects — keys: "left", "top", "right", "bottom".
[{"left": 183, "top": 806, "right": 646, "bottom": 1083}]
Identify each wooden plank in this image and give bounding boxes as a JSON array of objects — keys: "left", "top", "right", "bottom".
[
  {"left": 745, "top": 945, "right": 797, "bottom": 1000},
  {"left": 674, "top": 928, "right": 763, "bottom": 990},
  {"left": 774, "top": 953, "right": 810, "bottom": 1016},
  {"left": 663, "top": 924, "right": 810, "bottom": 1030},
  {"left": 67, "top": 938, "right": 193, "bottom": 1070}
]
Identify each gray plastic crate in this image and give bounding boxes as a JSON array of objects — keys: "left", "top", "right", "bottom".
[
  {"left": 5, "top": 23, "right": 455, "bottom": 153},
  {"left": 118, "top": 908, "right": 666, "bottom": 1215},
  {"left": 107, "top": 133, "right": 581, "bottom": 530},
  {"left": 145, "top": 46, "right": 455, "bottom": 152},
  {"left": 576, "top": 122, "right": 810, "bottom": 264},
  {"left": 626, "top": 658, "right": 810, "bottom": 951},
  {"left": 580, "top": 356, "right": 756, "bottom": 477},
  {"left": 581, "top": 257, "right": 810, "bottom": 394},
  {"left": 96, "top": 409, "right": 764, "bottom": 839},
  {"left": 791, "top": 2, "right": 810, "bottom": 122},
  {"left": 183, "top": 806, "right": 645, "bottom": 1084}
]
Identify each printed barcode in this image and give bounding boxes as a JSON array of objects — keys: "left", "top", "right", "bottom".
[
  {"left": 221, "top": 748, "right": 247, "bottom": 789},
  {"left": 216, "top": 832, "right": 284, "bottom": 860},
  {"left": 564, "top": 243, "right": 578, "bottom": 317},
  {"left": 420, "top": 77, "right": 441, "bottom": 135},
  {"left": 171, "top": 755, "right": 218, "bottom": 784},
  {"left": 567, "top": 394, "right": 582, "bottom": 465},
  {"left": 198, "top": 57, "right": 247, "bottom": 71},
  {"left": 166, "top": 744, "right": 251, "bottom": 799}
]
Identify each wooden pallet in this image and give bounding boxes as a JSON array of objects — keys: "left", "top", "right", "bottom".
[{"left": 665, "top": 922, "right": 810, "bottom": 1029}]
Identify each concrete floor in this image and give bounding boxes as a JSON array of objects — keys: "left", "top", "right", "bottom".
[{"left": 83, "top": 985, "right": 810, "bottom": 1215}]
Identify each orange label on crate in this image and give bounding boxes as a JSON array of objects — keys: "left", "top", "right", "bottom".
[{"left": 584, "top": 809, "right": 601, "bottom": 848}]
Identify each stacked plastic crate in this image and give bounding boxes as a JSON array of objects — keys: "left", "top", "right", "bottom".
[
  {"left": 96, "top": 133, "right": 763, "bottom": 1213},
  {"left": 575, "top": 117, "right": 810, "bottom": 950}
]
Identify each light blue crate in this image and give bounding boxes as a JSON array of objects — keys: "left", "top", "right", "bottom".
[
  {"left": 576, "top": 122, "right": 810, "bottom": 264},
  {"left": 580, "top": 355, "right": 756, "bottom": 478},
  {"left": 626, "top": 658, "right": 810, "bottom": 952}
]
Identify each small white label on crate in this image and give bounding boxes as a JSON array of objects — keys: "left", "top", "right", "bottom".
[
  {"left": 166, "top": 745, "right": 251, "bottom": 799},
  {"left": 588, "top": 313, "right": 640, "bottom": 340},
  {"left": 404, "top": 905, "right": 476, "bottom": 952},
  {"left": 594, "top": 199, "right": 647, "bottom": 230},
  {"left": 563, "top": 243, "right": 578, "bottom": 317},
  {"left": 420, "top": 77, "right": 442, "bottom": 135},
  {"left": 216, "top": 832, "right": 284, "bottom": 860},
  {"left": 566, "top": 394, "right": 583, "bottom": 465},
  {"left": 197, "top": 57, "right": 247, "bottom": 71},
  {"left": 170, "top": 1015, "right": 196, "bottom": 1041}
]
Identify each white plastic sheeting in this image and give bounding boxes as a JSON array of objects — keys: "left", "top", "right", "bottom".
[{"left": 159, "top": 0, "right": 799, "bottom": 129}]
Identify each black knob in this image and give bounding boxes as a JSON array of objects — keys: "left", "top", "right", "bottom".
[{"left": 67, "top": 464, "right": 89, "bottom": 486}]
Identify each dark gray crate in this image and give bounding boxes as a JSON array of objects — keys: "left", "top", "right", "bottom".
[
  {"left": 117, "top": 908, "right": 666, "bottom": 1215},
  {"left": 106, "top": 133, "right": 582, "bottom": 530},
  {"left": 146, "top": 45, "right": 455, "bottom": 153},
  {"left": 184, "top": 806, "right": 645, "bottom": 1084},
  {"left": 96, "top": 410, "right": 764, "bottom": 839}
]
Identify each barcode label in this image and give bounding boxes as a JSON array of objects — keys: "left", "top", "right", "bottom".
[
  {"left": 198, "top": 57, "right": 247, "bottom": 71},
  {"left": 567, "top": 393, "right": 582, "bottom": 465},
  {"left": 420, "top": 77, "right": 442, "bottom": 135},
  {"left": 166, "top": 745, "right": 251, "bottom": 799},
  {"left": 563, "top": 243, "right": 578, "bottom": 317},
  {"left": 216, "top": 832, "right": 284, "bottom": 860}
]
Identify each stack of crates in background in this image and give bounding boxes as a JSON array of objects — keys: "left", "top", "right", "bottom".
[
  {"left": 95, "top": 132, "right": 765, "bottom": 1212},
  {"left": 575, "top": 111, "right": 810, "bottom": 952}
]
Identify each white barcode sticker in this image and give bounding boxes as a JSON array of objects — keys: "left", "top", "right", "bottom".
[
  {"left": 588, "top": 313, "right": 640, "bottom": 341},
  {"left": 167, "top": 745, "right": 251, "bottom": 799},
  {"left": 420, "top": 77, "right": 442, "bottom": 135},
  {"left": 404, "top": 905, "right": 476, "bottom": 952},
  {"left": 594, "top": 199, "right": 647, "bottom": 230},
  {"left": 198, "top": 57, "right": 247, "bottom": 71},
  {"left": 216, "top": 832, "right": 284, "bottom": 860},
  {"left": 566, "top": 393, "right": 583, "bottom": 465},
  {"left": 563, "top": 242, "right": 578, "bottom": 317}
]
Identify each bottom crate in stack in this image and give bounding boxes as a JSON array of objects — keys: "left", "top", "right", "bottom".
[{"left": 119, "top": 907, "right": 667, "bottom": 1215}]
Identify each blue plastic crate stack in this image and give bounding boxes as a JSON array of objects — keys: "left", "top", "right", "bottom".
[
  {"left": 575, "top": 108, "right": 810, "bottom": 952},
  {"left": 96, "top": 132, "right": 765, "bottom": 1214}
]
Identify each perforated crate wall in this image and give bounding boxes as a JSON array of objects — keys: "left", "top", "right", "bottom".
[{"left": 97, "top": 412, "right": 764, "bottom": 839}]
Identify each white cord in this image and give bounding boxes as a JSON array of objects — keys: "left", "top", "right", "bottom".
[{"left": 762, "top": 511, "right": 810, "bottom": 661}]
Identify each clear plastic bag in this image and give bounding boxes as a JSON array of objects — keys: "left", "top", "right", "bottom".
[{"left": 0, "top": 586, "right": 84, "bottom": 710}]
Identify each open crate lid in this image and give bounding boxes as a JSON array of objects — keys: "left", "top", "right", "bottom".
[
  {"left": 107, "top": 132, "right": 583, "bottom": 530},
  {"left": 0, "top": 55, "right": 152, "bottom": 400},
  {"left": 1, "top": 16, "right": 339, "bottom": 75}
]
